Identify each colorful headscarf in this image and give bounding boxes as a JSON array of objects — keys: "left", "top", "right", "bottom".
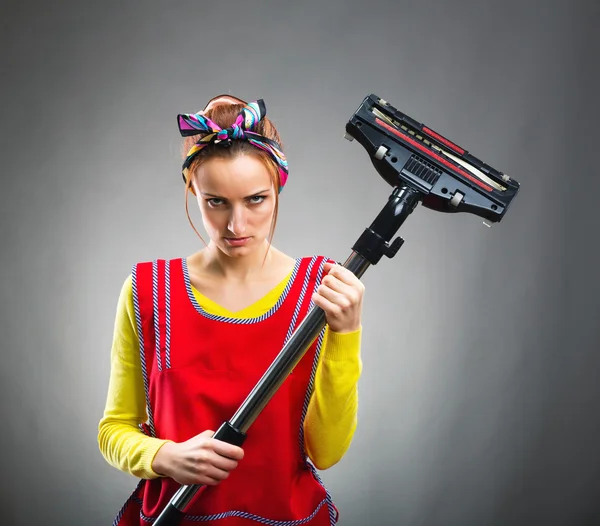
[{"left": 177, "top": 99, "right": 289, "bottom": 193}]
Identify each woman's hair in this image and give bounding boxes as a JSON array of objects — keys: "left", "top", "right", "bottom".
[{"left": 182, "top": 101, "right": 284, "bottom": 250}]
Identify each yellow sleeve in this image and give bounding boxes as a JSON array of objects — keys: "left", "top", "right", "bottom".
[
  {"left": 97, "top": 274, "right": 172, "bottom": 479},
  {"left": 303, "top": 326, "right": 362, "bottom": 470}
]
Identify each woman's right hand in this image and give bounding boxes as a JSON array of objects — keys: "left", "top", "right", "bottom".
[{"left": 152, "top": 430, "right": 244, "bottom": 486}]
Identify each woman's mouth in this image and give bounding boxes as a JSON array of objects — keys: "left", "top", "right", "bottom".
[{"left": 224, "top": 237, "right": 251, "bottom": 247}]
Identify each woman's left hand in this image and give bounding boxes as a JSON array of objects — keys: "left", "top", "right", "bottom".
[{"left": 312, "top": 262, "right": 364, "bottom": 333}]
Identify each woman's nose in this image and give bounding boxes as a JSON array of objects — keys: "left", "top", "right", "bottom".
[{"left": 227, "top": 207, "right": 247, "bottom": 236}]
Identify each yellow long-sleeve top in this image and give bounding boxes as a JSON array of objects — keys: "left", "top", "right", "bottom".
[{"left": 98, "top": 267, "right": 362, "bottom": 478}]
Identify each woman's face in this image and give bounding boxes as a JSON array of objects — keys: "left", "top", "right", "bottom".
[{"left": 192, "top": 154, "right": 276, "bottom": 258}]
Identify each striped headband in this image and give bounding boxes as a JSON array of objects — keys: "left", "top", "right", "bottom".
[{"left": 177, "top": 99, "right": 289, "bottom": 193}]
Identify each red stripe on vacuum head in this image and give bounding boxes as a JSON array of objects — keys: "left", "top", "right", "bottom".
[
  {"left": 422, "top": 126, "right": 465, "bottom": 155},
  {"left": 375, "top": 118, "right": 493, "bottom": 193}
]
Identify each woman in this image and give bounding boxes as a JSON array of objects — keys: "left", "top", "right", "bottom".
[{"left": 98, "top": 94, "right": 364, "bottom": 525}]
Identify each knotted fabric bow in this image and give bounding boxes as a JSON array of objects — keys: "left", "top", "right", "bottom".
[{"left": 177, "top": 99, "right": 289, "bottom": 192}]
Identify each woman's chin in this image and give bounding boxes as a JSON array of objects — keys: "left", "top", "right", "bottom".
[
  {"left": 219, "top": 240, "right": 254, "bottom": 256},
  {"left": 218, "top": 237, "right": 272, "bottom": 258}
]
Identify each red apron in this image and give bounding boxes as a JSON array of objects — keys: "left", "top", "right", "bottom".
[{"left": 113, "top": 255, "right": 339, "bottom": 526}]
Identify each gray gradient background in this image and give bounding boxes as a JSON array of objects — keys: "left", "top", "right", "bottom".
[{"left": 1, "top": 1, "right": 599, "bottom": 525}]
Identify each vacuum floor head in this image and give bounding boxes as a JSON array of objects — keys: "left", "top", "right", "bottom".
[{"left": 345, "top": 94, "right": 520, "bottom": 224}]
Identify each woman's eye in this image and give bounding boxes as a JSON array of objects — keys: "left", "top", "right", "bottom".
[
  {"left": 207, "top": 198, "right": 224, "bottom": 206},
  {"left": 249, "top": 196, "right": 266, "bottom": 204}
]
